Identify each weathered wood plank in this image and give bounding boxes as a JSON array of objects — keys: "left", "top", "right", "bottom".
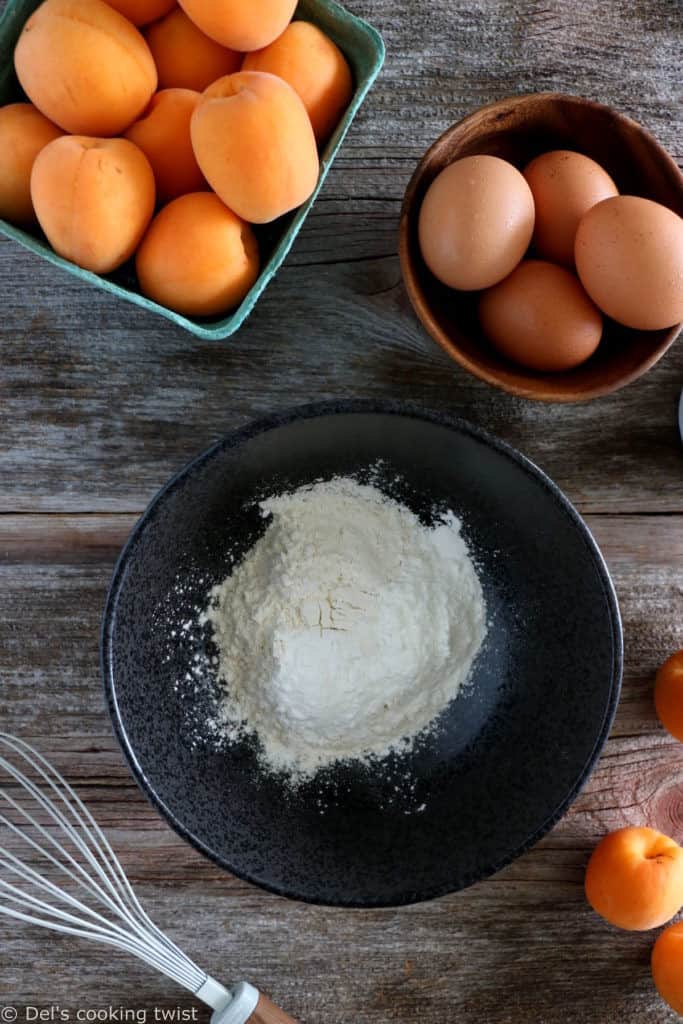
[
  {"left": 1, "top": 252, "right": 681, "bottom": 515},
  {"left": 0, "top": 0, "right": 681, "bottom": 516},
  {"left": 1, "top": 0, "right": 682, "bottom": 1018},
  {"left": 1, "top": 513, "right": 681, "bottom": 1020},
  {"left": 1, "top": 512, "right": 680, "bottom": 734}
]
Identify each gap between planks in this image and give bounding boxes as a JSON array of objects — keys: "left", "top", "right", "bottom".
[{"left": 1, "top": 513, "right": 682, "bottom": 548}]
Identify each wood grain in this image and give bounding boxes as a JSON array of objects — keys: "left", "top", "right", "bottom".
[
  {"left": 1, "top": 513, "right": 682, "bottom": 1022},
  {"left": 0, "top": 2, "right": 681, "bottom": 515},
  {"left": 0, "top": 0, "right": 682, "bottom": 1020}
]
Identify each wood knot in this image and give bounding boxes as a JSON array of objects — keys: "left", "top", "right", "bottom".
[{"left": 650, "top": 775, "right": 683, "bottom": 839}]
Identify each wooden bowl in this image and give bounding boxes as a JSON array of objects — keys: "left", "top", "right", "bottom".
[{"left": 399, "top": 93, "right": 683, "bottom": 403}]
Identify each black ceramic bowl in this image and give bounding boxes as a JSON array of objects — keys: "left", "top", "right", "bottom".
[{"left": 102, "top": 401, "right": 622, "bottom": 907}]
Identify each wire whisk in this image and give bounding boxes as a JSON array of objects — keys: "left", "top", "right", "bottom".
[{"left": 0, "top": 733, "right": 295, "bottom": 1024}]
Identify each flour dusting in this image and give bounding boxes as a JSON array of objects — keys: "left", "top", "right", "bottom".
[{"left": 201, "top": 476, "right": 487, "bottom": 778}]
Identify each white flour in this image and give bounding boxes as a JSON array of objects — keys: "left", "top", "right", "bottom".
[{"left": 203, "top": 477, "right": 487, "bottom": 777}]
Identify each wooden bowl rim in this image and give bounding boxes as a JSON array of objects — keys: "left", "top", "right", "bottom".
[{"left": 399, "top": 91, "right": 683, "bottom": 404}]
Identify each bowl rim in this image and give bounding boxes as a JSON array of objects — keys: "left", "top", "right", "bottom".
[
  {"left": 399, "top": 91, "right": 683, "bottom": 404},
  {"left": 101, "top": 398, "right": 624, "bottom": 907}
]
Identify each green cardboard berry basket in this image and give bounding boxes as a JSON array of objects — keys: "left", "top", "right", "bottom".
[{"left": 0, "top": 0, "right": 385, "bottom": 338}]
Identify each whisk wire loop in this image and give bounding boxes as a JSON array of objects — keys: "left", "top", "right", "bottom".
[
  {"left": 0, "top": 855, "right": 202, "bottom": 988},
  {"left": 0, "top": 778, "right": 187, "bottom": 965},
  {"left": 0, "top": 897, "right": 204, "bottom": 989},
  {"left": 0, "top": 733, "right": 226, "bottom": 1003},
  {"left": 1, "top": 737, "right": 156, "bottom": 925}
]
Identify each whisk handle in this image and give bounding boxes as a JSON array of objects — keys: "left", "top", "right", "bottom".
[
  {"left": 246, "top": 993, "right": 300, "bottom": 1024},
  {"left": 210, "top": 984, "right": 299, "bottom": 1024}
]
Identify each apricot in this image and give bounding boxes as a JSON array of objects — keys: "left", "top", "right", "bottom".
[
  {"left": 136, "top": 192, "right": 259, "bottom": 315},
  {"left": 14, "top": 0, "right": 157, "bottom": 136},
  {"left": 0, "top": 103, "right": 62, "bottom": 224},
  {"left": 105, "top": 0, "right": 175, "bottom": 26},
  {"left": 191, "top": 71, "right": 319, "bottom": 223},
  {"left": 145, "top": 8, "right": 241, "bottom": 93},
  {"left": 177, "top": 0, "right": 297, "bottom": 51},
  {"left": 242, "top": 22, "right": 353, "bottom": 145},
  {"left": 125, "top": 89, "right": 205, "bottom": 202},
  {"left": 655, "top": 651, "right": 683, "bottom": 742},
  {"left": 652, "top": 921, "right": 683, "bottom": 1015},
  {"left": 31, "top": 136, "right": 156, "bottom": 274},
  {"left": 585, "top": 827, "right": 683, "bottom": 931}
]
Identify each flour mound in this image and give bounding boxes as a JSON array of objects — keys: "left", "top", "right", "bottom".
[{"left": 204, "top": 477, "right": 487, "bottom": 776}]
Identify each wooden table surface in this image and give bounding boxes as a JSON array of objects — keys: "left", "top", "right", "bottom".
[{"left": 1, "top": 0, "right": 682, "bottom": 1020}]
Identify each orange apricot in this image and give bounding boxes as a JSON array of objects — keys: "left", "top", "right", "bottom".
[
  {"left": 125, "top": 89, "right": 205, "bottom": 202},
  {"left": 655, "top": 651, "right": 683, "bottom": 742},
  {"left": 191, "top": 71, "right": 319, "bottom": 223},
  {"left": 585, "top": 827, "right": 683, "bottom": 931},
  {"left": 177, "top": 0, "right": 297, "bottom": 51},
  {"left": 14, "top": 0, "right": 157, "bottom": 136},
  {"left": 31, "top": 136, "right": 156, "bottom": 274},
  {"left": 105, "top": 0, "right": 175, "bottom": 26},
  {"left": 145, "top": 8, "right": 241, "bottom": 92},
  {"left": 652, "top": 921, "right": 683, "bottom": 1015},
  {"left": 136, "top": 192, "right": 259, "bottom": 315},
  {"left": 243, "top": 22, "right": 353, "bottom": 145},
  {"left": 0, "top": 103, "right": 62, "bottom": 224}
]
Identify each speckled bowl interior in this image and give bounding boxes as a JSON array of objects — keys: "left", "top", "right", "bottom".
[{"left": 102, "top": 401, "right": 622, "bottom": 907}]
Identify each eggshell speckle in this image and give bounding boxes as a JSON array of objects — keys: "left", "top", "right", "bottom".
[
  {"left": 418, "top": 155, "right": 535, "bottom": 291},
  {"left": 479, "top": 259, "right": 603, "bottom": 372},
  {"left": 575, "top": 195, "right": 683, "bottom": 330},
  {"left": 524, "top": 150, "right": 618, "bottom": 267}
]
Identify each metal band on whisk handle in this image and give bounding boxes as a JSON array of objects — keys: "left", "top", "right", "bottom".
[{"left": 0, "top": 734, "right": 298, "bottom": 1024}]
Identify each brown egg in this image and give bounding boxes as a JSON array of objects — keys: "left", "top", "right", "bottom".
[
  {"left": 418, "top": 155, "right": 535, "bottom": 291},
  {"left": 479, "top": 259, "right": 603, "bottom": 372},
  {"left": 575, "top": 196, "right": 683, "bottom": 330},
  {"left": 524, "top": 150, "right": 618, "bottom": 267}
]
